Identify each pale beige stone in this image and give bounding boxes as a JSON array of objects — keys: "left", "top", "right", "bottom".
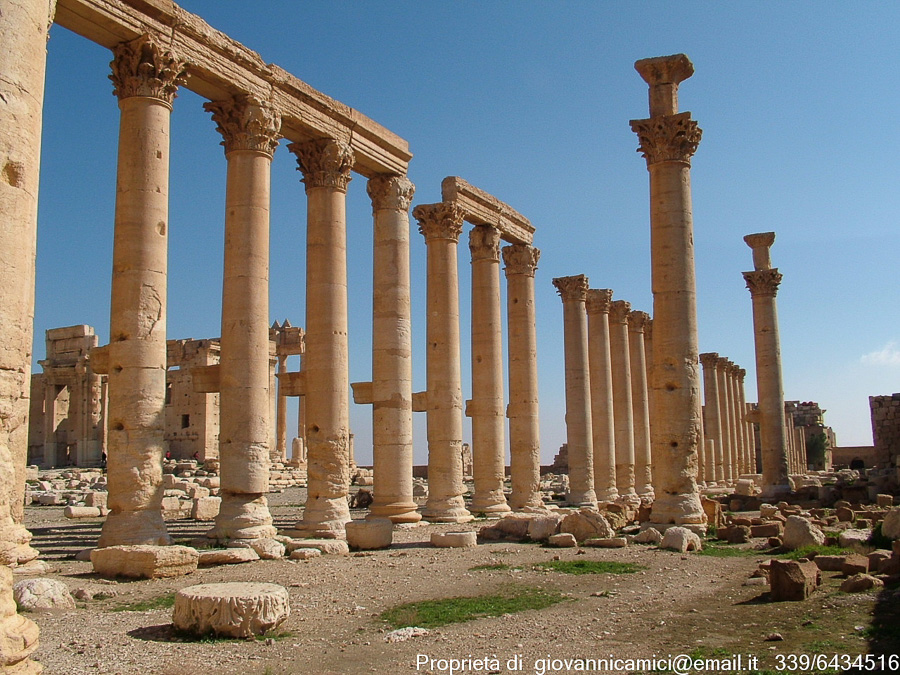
[
  {"left": 584, "top": 537, "right": 627, "bottom": 548},
  {"left": 198, "top": 548, "right": 259, "bottom": 566},
  {"left": 881, "top": 507, "right": 900, "bottom": 540},
  {"left": 585, "top": 289, "right": 618, "bottom": 502},
  {"left": 627, "top": 310, "right": 653, "bottom": 498},
  {"left": 782, "top": 516, "right": 825, "bottom": 550},
  {"left": 91, "top": 545, "right": 198, "bottom": 579},
  {"left": 289, "top": 539, "right": 349, "bottom": 556},
  {"left": 12, "top": 578, "right": 74, "bottom": 612},
  {"left": 249, "top": 539, "right": 285, "bottom": 560},
  {"left": 63, "top": 506, "right": 101, "bottom": 519},
  {"left": 430, "top": 532, "right": 477, "bottom": 548},
  {"left": 659, "top": 527, "right": 703, "bottom": 553},
  {"left": 83, "top": 492, "right": 107, "bottom": 508},
  {"left": 191, "top": 496, "right": 221, "bottom": 521},
  {"left": 559, "top": 509, "right": 613, "bottom": 543},
  {"left": 173, "top": 582, "right": 289, "bottom": 638},
  {"left": 289, "top": 548, "right": 321, "bottom": 561},
  {"left": 345, "top": 518, "right": 393, "bottom": 550},
  {"left": 526, "top": 513, "right": 565, "bottom": 542},
  {"left": 608, "top": 300, "right": 637, "bottom": 500},
  {"left": 0, "top": 567, "right": 40, "bottom": 673},
  {"left": 700, "top": 353, "right": 725, "bottom": 484},
  {"left": 547, "top": 533, "right": 577, "bottom": 548}
]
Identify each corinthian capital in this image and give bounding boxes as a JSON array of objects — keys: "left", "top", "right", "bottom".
[
  {"left": 552, "top": 275, "right": 589, "bottom": 303},
  {"left": 414, "top": 202, "right": 464, "bottom": 243},
  {"left": 630, "top": 111, "right": 701, "bottom": 167},
  {"left": 110, "top": 34, "right": 187, "bottom": 104},
  {"left": 743, "top": 269, "right": 783, "bottom": 297},
  {"left": 288, "top": 138, "right": 354, "bottom": 192},
  {"left": 608, "top": 300, "right": 632, "bottom": 324},
  {"left": 469, "top": 225, "right": 500, "bottom": 262},
  {"left": 627, "top": 310, "right": 650, "bottom": 333},
  {"left": 699, "top": 352, "right": 719, "bottom": 369},
  {"left": 367, "top": 175, "right": 415, "bottom": 212},
  {"left": 205, "top": 95, "right": 281, "bottom": 157},
  {"left": 502, "top": 244, "right": 540, "bottom": 277},
  {"left": 585, "top": 289, "right": 613, "bottom": 315}
]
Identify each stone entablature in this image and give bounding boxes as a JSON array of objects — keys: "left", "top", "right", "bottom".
[
  {"left": 54, "top": 0, "right": 410, "bottom": 176},
  {"left": 441, "top": 176, "right": 534, "bottom": 245}
]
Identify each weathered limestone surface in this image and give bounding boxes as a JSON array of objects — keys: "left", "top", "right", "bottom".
[
  {"left": 552, "top": 275, "right": 596, "bottom": 507},
  {"left": 91, "top": 545, "right": 199, "bottom": 579},
  {"left": 431, "top": 532, "right": 477, "bottom": 548},
  {"left": 627, "top": 310, "right": 653, "bottom": 498},
  {"left": 743, "top": 232, "right": 790, "bottom": 498},
  {"left": 0, "top": 567, "right": 40, "bottom": 673},
  {"left": 468, "top": 226, "right": 509, "bottom": 515},
  {"left": 205, "top": 94, "right": 279, "bottom": 543},
  {"left": 12, "top": 578, "right": 75, "bottom": 612},
  {"left": 608, "top": 300, "right": 637, "bottom": 500},
  {"left": 630, "top": 54, "right": 706, "bottom": 533},
  {"left": 659, "top": 527, "right": 703, "bottom": 553},
  {"left": 559, "top": 509, "right": 613, "bottom": 543},
  {"left": 503, "top": 245, "right": 544, "bottom": 510},
  {"left": 782, "top": 515, "right": 825, "bottom": 550},
  {"left": 585, "top": 290, "right": 618, "bottom": 502},
  {"left": 291, "top": 139, "right": 355, "bottom": 538},
  {"left": 345, "top": 518, "right": 393, "bottom": 550},
  {"left": 770, "top": 559, "right": 820, "bottom": 601},
  {"left": 173, "top": 582, "right": 290, "bottom": 638},
  {"left": 365, "top": 175, "right": 420, "bottom": 523},
  {"left": 415, "top": 203, "right": 471, "bottom": 523}
]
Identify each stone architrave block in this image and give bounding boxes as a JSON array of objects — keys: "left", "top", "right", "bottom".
[
  {"left": 91, "top": 545, "right": 199, "bottom": 579},
  {"left": 345, "top": 519, "right": 393, "bottom": 550},
  {"left": 173, "top": 583, "right": 290, "bottom": 638},
  {"left": 12, "top": 578, "right": 75, "bottom": 612},
  {"left": 769, "top": 559, "right": 820, "bottom": 601}
]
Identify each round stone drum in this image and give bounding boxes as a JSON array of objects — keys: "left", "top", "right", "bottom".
[{"left": 172, "top": 582, "right": 290, "bottom": 638}]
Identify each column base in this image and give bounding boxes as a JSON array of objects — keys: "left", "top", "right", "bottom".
[
  {"left": 98, "top": 508, "right": 172, "bottom": 548},
  {"left": 564, "top": 491, "right": 597, "bottom": 508},
  {"left": 0, "top": 568, "right": 41, "bottom": 674},
  {"left": 649, "top": 491, "right": 707, "bottom": 535},
  {"left": 369, "top": 501, "right": 422, "bottom": 524},
  {"left": 509, "top": 494, "right": 546, "bottom": 511},
  {"left": 616, "top": 492, "right": 642, "bottom": 507},
  {"left": 761, "top": 483, "right": 792, "bottom": 501},
  {"left": 295, "top": 496, "right": 352, "bottom": 539},
  {"left": 594, "top": 487, "right": 619, "bottom": 503},
  {"left": 469, "top": 493, "right": 511, "bottom": 515},
  {"left": 422, "top": 496, "right": 472, "bottom": 523},
  {"left": 0, "top": 521, "right": 40, "bottom": 566},
  {"left": 208, "top": 494, "right": 277, "bottom": 543}
]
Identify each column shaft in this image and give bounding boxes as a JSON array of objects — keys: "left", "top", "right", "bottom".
[
  {"left": 367, "top": 175, "right": 419, "bottom": 523},
  {"left": 276, "top": 354, "right": 288, "bottom": 461},
  {"left": 729, "top": 365, "right": 745, "bottom": 476},
  {"left": 503, "top": 245, "right": 544, "bottom": 510},
  {"left": 628, "top": 310, "right": 653, "bottom": 498},
  {"left": 469, "top": 226, "right": 509, "bottom": 514},
  {"left": 699, "top": 354, "right": 724, "bottom": 484},
  {"left": 609, "top": 300, "right": 637, "bottom": 500},
  {"left": 553, "top": 275, "right": 596, "bottom": 507},
  {"left": 716, "top": 359, "right": 734, "bottom": 484},
  {"left": 414, "top": 203, "right": 471, "bottom": 522},
  {"left": 586, "top": 290, "right": 618, "bottom": 502}
]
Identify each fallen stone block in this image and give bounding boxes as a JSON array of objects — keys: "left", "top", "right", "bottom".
[
  {"left": 83, "top": 492, "right": 107, "bottom": 509},
  {"left": 526, "top": 513, "right": 565, "bottom": 542},
  {"left": 769, "top": 559, "right": 820, "bottom": 601},
  {"left": 292, "top": 539, "right": 350, "bottom": 556},
  {"left": 838, "top": 529, "right": 871, "bottom": 550},
  {"left": 633, "top": 527, "right": 662, "bottom": 545},
  {"left": 63, "top": 506, "right": 102, "bottom": 519},
  {"left": 289, "top": 548, "right": 322, "bottom": 561},
  {"left": 841, "top": 554, "right": 870, "bottom": 576},
  {"left": 659, "top": 527, "right": 702, "bottom": 553},
  {"left": 173, "top": 582, "right": 290, "bottom": 638},
  {"left": 13, "top": 578, "right": 75, "bottom": 612},
  {"left": 840, "top": 573, "right": 884, "bottom": 593},
  {"left": 547, "top": 533, "right": 577, "bottom": 548},
  {"left": 882, "top": 507, "right": 900, "bottom": 540},
  {"left": 191, "top": 496, "right": 221, "bottom": 521},
  {"left": 868, "top": 550, "right": 892, "bottom": 573},
  {"left": 583, "top": 537, "right": 627, "bottom": 548},
  {"left": 198, "top": 548, "right": 260, "bottom": 566},
  {"left": 248, "top": 539, "right": 285, "bottom": 560},
  {"left": 813, "top": 555, "right": 848, "bottom": 572},
  {"left": 431, "top": 532, "right": 477, "bottom": 548},
  {"left": 345, "top": 519, "right": 393, "bottom": 550},
  {"left": 750, "top": 522, "right": 783, "bottom": 538},
  {"left": 559, "top": 509, "right": 613, "bottom": 543},
  {"left": 91, "top": 545, "right": 198, "bottom": 579}
]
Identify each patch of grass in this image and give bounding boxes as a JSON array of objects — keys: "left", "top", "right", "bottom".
[
  {"left": 113, "top": 593, "right": 176, "bottom": 612},
  {"left": 179, "top": 629, "right": 295, "bottom": 644},
  {"left": 380, "top": 587, "right": 566, "bottom": 629},
  {"left": 469, "top": 563, "right": 511, "bottom": 571},
  {"left": 697, "top": 544, "right": 758, "bottom": 558},
  {"left": 779, "top": 545, "right": 849, "bottom": 560},
  {"left": 536, "top": 560, "right": 645, "bottom": 575},
  {"left": 804, "top": 638, "right": 850, "bottom": 652}
]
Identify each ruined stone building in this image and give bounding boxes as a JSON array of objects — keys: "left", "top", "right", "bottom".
[{"left": 869, "top": 393, "right": 900, "bottom": 469}]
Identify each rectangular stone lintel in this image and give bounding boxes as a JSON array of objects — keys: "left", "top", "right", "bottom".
[
  {"left": 411, "top": 391, "right": 428, "bottom": 413},
  {"left": 351, "top": 381, "right": 373, "bottom": 405},
  {"left": 89, "top": 344, "right": 109, "bottom": 375},
  {"left": 278, "top": 370, "right": 306, "bottom": 397},
  {"left": 441, "top": 176, "right": 534, "bottom": 245},
  {"left": 190, "top": 364, "right": 220, "bottom": 393}
]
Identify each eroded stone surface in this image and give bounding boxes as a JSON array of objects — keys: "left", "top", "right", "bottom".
[
  {"left": 12, "top": 578, "right": 75, "bottom": 612},
  {"left": 172, "top": 582, "right": 289, "bottom": 638},
  {"left": 91, "top": 545, "right": 198, "bottom": 579}
]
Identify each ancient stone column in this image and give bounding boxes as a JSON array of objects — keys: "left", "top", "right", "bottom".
[
  {"left": 786, "top": 410, "right": 797, "bottom": 473},
  {"left": 630, "top": 54, "right": 706, "bottom": 531},
  {"left": 743, "top": 232, "right": 790, "bottom": 498},
  {"left": 468, "top": 225, "right": 510, "bottom": 514},
  {"left": 585, "top": 289, "right": 618, "bottom": 502},
  {"left": 628, "top": 310, "right": 654, "bottom": 498},
  {"left": 0, "top": 1, "right": 52, "bottom": 667},
  {"left": 608, "top": 300, "right": 637, "bottom": 501},
  {"left": 275, "top": 353, "right": 288, "bottom": 461},
  {"left": 414, "top": 203, "right": 472, "bottom": 522},
  {"left": 366, "top": 174, "right": 420, "bottom": 523},
  {"left": 290, "top": 138, "right": 355, "bottom": 537},
  {"left": 716, "top": 357, "right": 735, "bottom": 484},
  {"left": 502, "top": 244, "right": 544, "bottom": 510},
  {"left": 737, "top": 370, "right": 754, "bottom": 472},
  {"left": 728, "top": 362, "right": 746, "bottom": 476},
  {"left": 553, "top": 275, "right": 596, "bottom": 507},
  {"left": 99, "top": 35, "right": 186, "bottom": 548},
  {"left": 699, "top": 353, "right": 724, "bottom": 484},
  {"left": 204, "top": 95, "right": 280, "bottom": 543}
]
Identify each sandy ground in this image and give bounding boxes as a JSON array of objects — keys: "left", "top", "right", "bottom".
[{"left": 20, "top": 487, "right": 895, "bottom": 675}]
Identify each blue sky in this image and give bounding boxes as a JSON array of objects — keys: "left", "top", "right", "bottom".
[{"left": 35, "top": 2, "right": 900, "bottom": 465}]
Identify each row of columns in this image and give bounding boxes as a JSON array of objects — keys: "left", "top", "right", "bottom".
[
  {"left": 552, "top": 276, "right": 654, "bottom": 507},
  {"left": 699, "top": 354, "right": 756, "bottom": 484},
  {"left": 413, "top": 203, "right": 543, "bottom": 521}
]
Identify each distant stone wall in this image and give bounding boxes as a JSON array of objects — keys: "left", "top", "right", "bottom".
[
  {"left": 830, "top": 445, "right": 876, "bottom": 469},
  {"left": 870, "top": 394, "right": 900, "bottom": 468}
]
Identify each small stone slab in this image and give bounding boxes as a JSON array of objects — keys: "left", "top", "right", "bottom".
[
  {"left": 289, "top": 548, "right": 322, "bottom": 561},
  {"left": 547, "top": 533, "right": 577, "bottom": 548},
  {"left": 91, "top": 545, "right": 198, "bottom": 579},
  {"left": 173, "top": 582, "right": 290, "bottom": 638},
  {"left": 345, "top": 518, "right": 393, "bottom": 550},
  {"left": 584, "top": 537, "right": 627, "bottom": 548},
  {"left": 431, "top": 532, "right": 477, "bottom": 548},
  {"left": 198, "top": 548, "right": 260, "bottom": 566}
]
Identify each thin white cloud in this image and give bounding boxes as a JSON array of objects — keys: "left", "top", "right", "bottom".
[{"left": 861, "top": 341, "right": 900, "bottom": 366}]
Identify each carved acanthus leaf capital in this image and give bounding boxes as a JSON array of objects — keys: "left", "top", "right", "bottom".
[
  {"left": 630, "top": 111, "right": 701, "bottom": 167},
  {"left": 699, "top": 352, "right": 720, "bottom": 368},
  {"left": 552, "top": 275, "right": 589, "bottom": 302},
  {"left": 743, "top": 268, "right": 782, "bottom": 297},
  {"left": 469, "top": 225, "right": 500, "bottom": 262},
  {"left": 608, "top": 300, "right": 632, "bottom": 324},
  {"left": 288, "top": 138, "right": 354, "bottom": 192},
  {"left": 414, "top": 202, "right": 464, "bottom": 243},
  {"left": 502, "top": 244, "right": 540, "bottom": 277},
  {"left": 716, "top": 356, "right": 730, "bottom": 371},
  {"left": 367, "top": 175, "right": 415, "bottom": 212},
  {"left": 205, "top": 95, "right": 281, "bottom": 157},
  {"left": 585, "top": 289, "right": 613, "bottom": 315},
  {"left": 110, "top": 34, "right": 187, "bottom": 104},
  {"left": 627, "top": 310, "right": 651, "bottom": 332},
  {"left": 737, "top": 368, "right": 747, "bottom": 381}
]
